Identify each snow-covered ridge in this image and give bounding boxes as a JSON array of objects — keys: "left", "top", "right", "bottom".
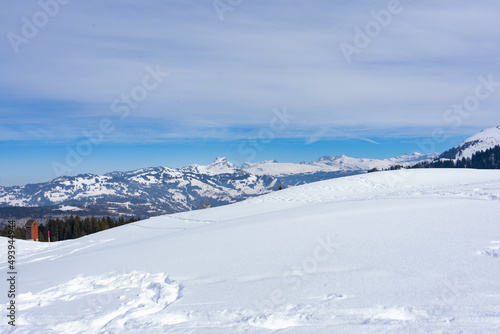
[
  {"left": 242, "top": 126, "right": 500, "bottom": 184},
  {"left": 440, "top": 126, "right": 500, "bottom": 160},
  {"left": 242, "top": 152, "right": 437, "bottom": 177},
  {"left": 3, "top": 169, "right": 500, "bottom": 333}
]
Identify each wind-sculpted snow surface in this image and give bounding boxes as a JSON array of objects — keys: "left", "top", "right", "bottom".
[
  {"left": 1, "top": 169, "right": 500, "bottom": 333},
  {"left": 19, "top": 272, "right": 182, "bottom": 333}
]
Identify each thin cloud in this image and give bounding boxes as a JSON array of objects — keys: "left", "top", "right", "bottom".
[
  {"left": 359, "top": 138, "right": 381, "bottom": 145},
  {"left": 1, "top": 0, "right": 499, "bottom": 143}
]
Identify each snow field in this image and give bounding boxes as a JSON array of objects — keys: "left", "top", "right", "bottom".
[{"left": 1, "top": 169, "right": 500, "bottom": 333}]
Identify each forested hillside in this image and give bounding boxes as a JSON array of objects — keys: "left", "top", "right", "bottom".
[{"left": 0, "top": 216, "right": 139, "bottom": 242}]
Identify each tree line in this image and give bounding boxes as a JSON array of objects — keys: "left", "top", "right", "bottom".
[
  {"left": 411, "top": 145, "right": 500, "bottom": 169},
  {"left": 0, "top": 215, "right": 140, "bottom": 242}
]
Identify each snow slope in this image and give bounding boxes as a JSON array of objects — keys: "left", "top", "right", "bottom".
[
  {"left": 440, "top": 125, "right": 500, "bottom": 160},
  {"left": 2, "top": 169, "right": 500, "bottom": 333}
]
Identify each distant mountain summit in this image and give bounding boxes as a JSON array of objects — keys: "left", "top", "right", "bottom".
[
  {"left": 440, "top": 126, "right": 500, "bottom": 160},
  {"left": 183, "top": 157, "right": 240, "bottom": 175}
]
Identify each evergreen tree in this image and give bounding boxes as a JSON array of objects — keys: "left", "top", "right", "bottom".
[
  {"left": 14, "top": 227, "right": 25, "bottom": 239},
  {"left": 38, "top": 224, "right": 47, "bottom": 241},
  {"left": 72, "top": 219, "right": 82, "bottom": 239},
  {"left": 91, "top": 216, "right": 98, "bottom": 233},
  {"left": 99, "top": 217, "right": 109, "bottom": 231}
]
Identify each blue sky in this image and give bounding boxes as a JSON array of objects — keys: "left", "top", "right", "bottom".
[{"left": 1, "top": 0, "right": 500, "bottom": 186}]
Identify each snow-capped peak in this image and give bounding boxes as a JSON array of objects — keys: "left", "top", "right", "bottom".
[
  {"left": 317, "top": 155, "right": 346, "bottom": 162},
  {"left": 463, "top": 126, "right": 500, "bottom": 145},
  {"left": 440, "top": 126, "right": 500, "bottom": 160},
  {"left": 196, "top": 157, "right": 240, "bottom": 175}
]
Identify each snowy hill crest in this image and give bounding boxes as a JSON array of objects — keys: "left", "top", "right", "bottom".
[{"left": 440, "top": 126, "right": 500, "bottom": 160}]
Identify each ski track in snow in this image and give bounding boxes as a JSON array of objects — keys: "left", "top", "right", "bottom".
[
  {"left": 0, "top": 238, "right": 117, "bottom": 269},
  {"left": 165, "top": 215, "right": 221, "bottom": 224}
]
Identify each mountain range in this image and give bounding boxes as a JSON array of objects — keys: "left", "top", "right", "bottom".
[
  {"left": 1, "top": 126, "right": 499, "bottom": 220},
  {"left": 0, "top": 158, "right": 278, "bottom": 219},
  {"left": 242, "top": 152, "right": 437, "bottom": 186}
]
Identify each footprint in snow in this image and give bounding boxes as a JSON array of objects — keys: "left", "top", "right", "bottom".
[
  {"left": 17, "top": 271, "right": 183, "bottom": 333},
  {"left": 312, "top": 293, "right": 347, "bottom": 302},
  {"left": 481, "top": 241, "right": 500, "bottom": 258}
]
